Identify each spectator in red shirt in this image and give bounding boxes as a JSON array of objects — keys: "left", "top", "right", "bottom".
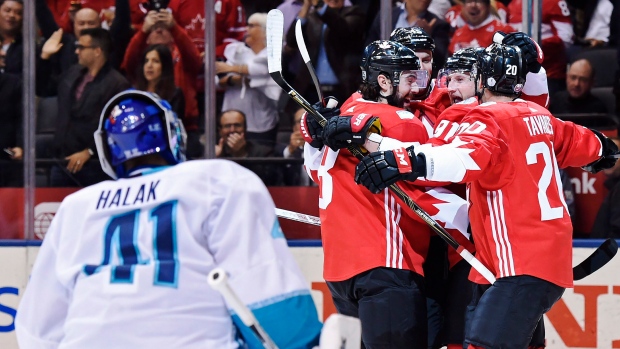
[
  {"left": 448, "top": 0, "right": 513, "bottom": 55},
  {"left": 122, "top": 9, "right": 203, "bottom": 158},
  {"left": 507, "top": 0, "right": 574, "bottom": 96},
  {"left": 168, "top": 0, "right": 246, "bottom": 58},
  {"left": 55, "top": 0, "right": 145, "bottom": 34}
]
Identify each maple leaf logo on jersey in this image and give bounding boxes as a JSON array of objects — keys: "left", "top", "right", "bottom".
[
  {"left": 427, "top": 188, "right": 470, "bottom": 238},
  {"left": 378, "top": 42, "right": 391, "bottom": 49},
  {"left": 183, "top": 14, "right": 206, "bottom": 51},
  {"left": 446, "top": 137, "right": 480, "bottom": 171}
]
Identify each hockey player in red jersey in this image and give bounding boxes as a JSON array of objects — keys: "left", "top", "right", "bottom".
[
  {"left": 389, "top": 26, "right": 452, "bottom": 134},
  {"left": 355, "top": 42, "right": 619, "bottom": 349},
  {"left": 301, "top": 40, "right": 469, "bottom": 348},
  {"left": 432, "top": 35, "right": 548, "bottom": 349}
]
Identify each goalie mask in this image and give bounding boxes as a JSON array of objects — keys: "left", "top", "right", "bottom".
[
  {"left": 360, "top": 40, "right": 429, "bottom": 107},
  {"left": 94, "top": 90, "right": 187, "bottom": 179},
  {"left": 476, "top": 43, "right": 526, "bottom": 97}
]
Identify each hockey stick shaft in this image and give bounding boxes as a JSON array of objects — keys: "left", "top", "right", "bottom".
[
  {"left": 267, "top": 9, "right": 496, "bottom": 284},
  {"left": 208, "top": 268, "right": 279, "bottom": 349},
  {"left": 572, "top": 238, "right": 618, "bottom": 280},
  {"left": 295, "top": 19, "right": 324, "bottom": 106},
  {"left": 276, "top": 208, "right": 321, "bottom": 226}
]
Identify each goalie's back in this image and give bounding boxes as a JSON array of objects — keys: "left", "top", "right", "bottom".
[{"left": 16, "top": 159, "right": 322, "bottom": 349}]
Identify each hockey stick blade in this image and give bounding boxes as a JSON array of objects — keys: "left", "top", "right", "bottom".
[
  {"left": 267, "top": 10, "right": 328, "bottom": 127},
  {"left": 573, "top": 238, "right": 618, "bottom": 281},
  {"left": 295, "top": 19, "right": 324, "bottom": 105},
  {"left": 276, "top": 208, "right": 321, "bottom": 226}
]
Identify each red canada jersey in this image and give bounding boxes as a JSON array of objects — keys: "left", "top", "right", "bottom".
[
  {"left": 169, "top": 0, "right": 246, "bottom": 57},
  {"left": 508, "top": 0, "right": 573, "bottom": 79},
  {"left": 419, "top": 100, "right": 602, "bottom": 287},
  {"left": 448, "top": 17, "right": 514, "bottom": 55},
  {"left": 444, "top": 2, "right": 508, "bottom": 29},
  {"left": 56, "top": 0, "right": 145, "bottom": 33},
  {"left": 409, "top": 84, "right": 452, "bottom": 131},
  {"left": 305, "top": 97, "right": 436, "bottom": 281}
]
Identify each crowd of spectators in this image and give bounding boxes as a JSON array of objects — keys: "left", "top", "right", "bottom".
[{"left": 1, "top": 0, "right": 620, "bottom": 200}]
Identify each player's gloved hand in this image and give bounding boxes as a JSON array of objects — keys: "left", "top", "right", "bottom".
[
  {"left": 500, "top": 31, "right": 544, "bottom": 74},
  {"left": 582, "top": 129, "right": 619, "bottom": 173},
  {"left": 321, "top": 114, "right": 382, "bottom": 151},
  {"left": 354, "top": 146, "right": 426, "bottom": 194},
  {"left": 300, "top": 97, "right": 340, "bottom": 149}
]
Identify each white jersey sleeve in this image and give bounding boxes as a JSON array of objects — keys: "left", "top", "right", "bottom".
[{"left": 16, "top": 160, "right": 322, "bottom": 349}]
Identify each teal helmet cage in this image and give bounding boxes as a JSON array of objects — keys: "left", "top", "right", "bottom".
[{"left": 94, "top": 90, "right": 187, "bottom": 179}]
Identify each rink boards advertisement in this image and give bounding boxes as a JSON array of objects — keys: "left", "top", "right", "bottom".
[{"left": 0, "top": 241, "right": 618, "bottom": 348}]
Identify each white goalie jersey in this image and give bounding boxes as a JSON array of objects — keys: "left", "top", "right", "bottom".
[{"left": 16, "top": 160, "right": 322, "bottom": 349}]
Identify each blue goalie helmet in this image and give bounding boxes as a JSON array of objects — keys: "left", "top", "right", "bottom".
[{"left": 94, "top": 90, "right": 187, "bottom": 179}]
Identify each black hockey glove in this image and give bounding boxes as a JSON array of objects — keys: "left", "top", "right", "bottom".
[
  {"left": 321, "top": 114, "right": 382, "bottom": 151},
  {"left": 500, "top": 31, "right": 543, "bottom": 74},
  {"left": 582, "top": 129, "right": 619, "bottom": 173},
  {"left": 300, "top": 97, "right": 340, "bottom": 149},
  {"left": 354, "top": 146, "right": 426, "bottom": 194}
]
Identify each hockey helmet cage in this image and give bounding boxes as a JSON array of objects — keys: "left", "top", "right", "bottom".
[
  {"left": 361, "top": 40, "right": 423, "bottom": 88},
  {"left": 390, "top": 26, "right": 435, "bottom": 53},
  {"left": 94, "top": 90, "right": 187, "bottom": 179},
  {"left": 476, "top": 43, "right": 526, "bottom": 96}
]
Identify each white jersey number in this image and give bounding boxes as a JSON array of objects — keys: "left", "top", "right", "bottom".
[
  {"left": 318, "top": 148, "right": 339, "bottom": 209},
  {"left": 558, "top": 0, "right": 570, "bottom": 16},
  {"left": 526, "top": 142, "right": 566, "bottom": 221}
]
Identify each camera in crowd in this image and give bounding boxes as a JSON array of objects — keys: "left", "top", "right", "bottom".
[{"left": 144, "top": 0, "right": 169, "bottom": 12}]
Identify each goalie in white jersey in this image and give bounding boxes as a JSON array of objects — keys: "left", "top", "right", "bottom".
[{"left": 15, "top": 90, "right": 322, "bottom": 349}]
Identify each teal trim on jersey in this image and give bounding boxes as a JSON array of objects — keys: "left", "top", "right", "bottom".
[
  {"left": 271, "top": 219, "right": 285, "bottom": 239},
  {"left": 231, "top": 292, "right": 321, "bottom": 349}
]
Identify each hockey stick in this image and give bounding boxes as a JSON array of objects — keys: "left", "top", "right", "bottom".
[
  {"left": 295, "top": 19, "right": 324, "bottom": 105},
  {"left": 573, "top": 238, "right": 618, "bottom": 280},
  {"left": 208, "top": 268, "right": 279, "bottom": 349},
  {"left": 275, "top": 208, "right": 321, "bottom": 226},
  {"left": 267, "top": 9, "right": 496, "bottom": 285}
]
